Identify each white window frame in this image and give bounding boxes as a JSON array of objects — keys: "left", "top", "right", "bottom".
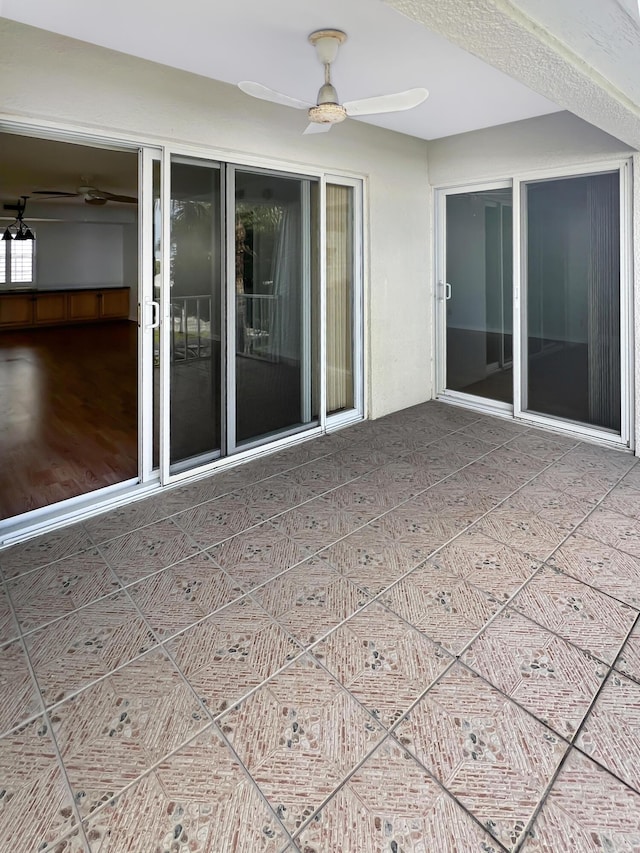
[{"left": 0, "top": 235, "right": 36, "bottom": 286}]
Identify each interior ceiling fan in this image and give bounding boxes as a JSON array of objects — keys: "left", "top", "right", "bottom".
[
  {"left": 31, "top": 184, "right": 137, "bottom": 205},
  {"left": 239, "top": 29, "right": 429, "bottom": 134}
]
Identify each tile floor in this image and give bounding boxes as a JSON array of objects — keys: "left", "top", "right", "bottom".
[{"left": 2, "top": 401, "right": 640, "bottom": 852}]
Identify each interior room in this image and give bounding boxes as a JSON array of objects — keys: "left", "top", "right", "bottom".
[{"left": 0, "top": 133, "right": 139, "bottom": 518}]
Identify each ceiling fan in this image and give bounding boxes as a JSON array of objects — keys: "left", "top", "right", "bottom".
[
  {"left": 238, "top": 29, "right": 429, "bottom": 134},
  {"left": 31, "top": 184, "right": 137, "bottom": 205}
]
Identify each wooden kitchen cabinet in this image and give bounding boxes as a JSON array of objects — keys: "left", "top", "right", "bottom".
[
  {"left": 34, "top": 292, "right": 67, "bottom": 325},
  {"left": 67, "top": 290, "right": 101, "bottom": 321},
  {"left": 0, "top": 293, "right": 34, "bottom": 327},
  {"left": 100, "top": 288, "right": 130, "bottom": 319},
  {"left": 0, "top": 287, "right": 130, "bottom": 329}
]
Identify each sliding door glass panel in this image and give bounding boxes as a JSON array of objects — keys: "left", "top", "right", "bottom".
[
  {"left": 152, "top": 159, "right": 161, "bottom": 469},
  {"left": 326, "top": 183, "right": 355, "bottom": 414},
  {"left": 234, "top": 170, "right": 318, "bottom": 446},
  {"left": 445, "top": 189, "right": 513, "bottom": 403},
  {"left": 169, "top": 159, "right": 222, "bottom": 470},
  {"left": 525, "top": 173, "right": 620, "bottom": 431}
]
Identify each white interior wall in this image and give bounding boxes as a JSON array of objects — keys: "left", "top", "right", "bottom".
[
  {"left": 35, "top": 222, "right": 123, "bottom": 288},
  {"left": 0, "top": 18, "right": 431, "bottom": 420}
]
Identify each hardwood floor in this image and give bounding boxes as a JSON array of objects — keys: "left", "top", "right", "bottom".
[{"left": 0, "top": 322, "right": 138, "bottom": 519}]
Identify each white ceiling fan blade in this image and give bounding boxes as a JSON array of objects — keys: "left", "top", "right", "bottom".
[
  {"left": 344, "top": 87, "right": 429, "bottom": 117},
  {"left": 238, "top": 81, "right": 311, "bottom": 110},
  {"left": 303, "top": 122, "right": 333, "bottom": 135}
]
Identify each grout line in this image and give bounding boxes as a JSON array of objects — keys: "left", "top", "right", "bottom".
[
  {"left": 2, "top": 406, "right": 638, "bottom": 849},
  {"left": 0, "top": 572, "right": 91, "bottom": 853},
  {"left": 512, "top": 607, "right": 640, "bottom": 853},
  {"left": 50, "top": 578, "right": 300, "bottom": 847}
]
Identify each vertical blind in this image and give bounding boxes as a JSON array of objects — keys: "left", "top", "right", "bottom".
[{"left": 326, "top": 184, "right": 354, "bottom": 413}]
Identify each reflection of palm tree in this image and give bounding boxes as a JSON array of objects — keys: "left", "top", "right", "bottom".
[{"left": 170, "top": 200, "right": 213, "bottom": 293}]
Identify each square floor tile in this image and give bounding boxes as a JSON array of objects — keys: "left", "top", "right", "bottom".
[
  {"left": 295, "top": 737, "right": 502, "bottom": 852},
  {"left": 8, "top": 549, "right": 119, "bottom": 634},
  {"left": 0, "top": 716, "right": 80, "bottom": 851},
  {"left": 616, "top": 619, "right": 640, "bottom": 683},
  {"left": 270, "top": 498, "right": 370, "bottom": 553},
  {"left": 233, "top": 476, "right": 316, "bottom": 524},
  {"left": 252, "top": 556, "right": 368, "bottom": 647},
  {"left": 366, "top": 504, "right": 463, "bottom": 560},
  {"left": 51, "top": 647, "right": 209, "bottom": 818},
  {"left": 220, "top": 654, "right": 385, "bottom": 833},
  {"left": 172, "top": 496, "right": 257, "bottom": 549},
  {"left": 322, "top": 525, "right": 427, "bottom": 596},
  {"left": 430, "top": 530, "right": 539, "bottom": 602},
  {"left": 462, "top": 609, "right": 607, "bottom": 739},
  {"left": 25, "top": 591, "right": 157, "bottom": 707},
  {"left": 0, "top": 640, "right": 42, "bottom": 736},
  {"left": 357, "top": 459, "right": 444, "bottom": 499},
  {"left": 319, "top": 479, "right": 405, "bottom": 521},
  {"left": 311, "top": 603, "right": 453, "bottom": 728},
  {"left": 506, "top": 431, "right": 576, "bottom": 462},
  {"left": 208, "top": 524, "right": 309, "bottom": 591},
  {"left": 83, "top": 495, "right": 170, "bottom": 545},
  {"left": 82, "top": 727, "right": 287, "bottom": 852},
  {"left": 533, "top": 464, "right": 618, "bottom": 505},
  {"left": 480, "top": 446, "right": 548, "bottom": 480},
  {"left": 382, "top": 561, "right": 502, "bottom": 655},
  {"left": 99, "top": 519, "right": 199, "bottom": 585},
  {"left": 563, "top": 443, "right": 636, "bottom": 476},
  {"left": 547, "top": 532, "right": 640, "bottom": 608},
  {"left": 507, "top": 483, "right": 592, "bottom": 528},
  {"left": 579, "top": 507, "right": 640, "bottom": 559},
  {"left": 278, "top": 458, "right": 359, "bottom": 493},
  {"left": 165, "top": 597, "right": 301, "bottom": 716},
  {"left": 576, "top": 671, "right": 640, "bottom": 792},
  {"left": 474, "top": 503, "right": 577, "bottom": 563},
  {"left": 0, "top": 525, "right": 94, "bottom": 580},
  {"left": 395, "top": 663, "right": 567, "bottom": 851},
  {"left": 0, "top": 583, "right": 18, "bottom": 646},
  {"left": 444, "top": 463, "right": 522, "bottom": 504},
  {"left": 126, "top": 552, "right": 245, "bottom": 639},
  {"left": 600, "top": 483, "right": 640, "bottom": 521},
  {"left": 509, "top": 566, "right": 637, "bottom": 664},
  {"left": 521, "top": 749, "right": 640, "bottom": 852}
]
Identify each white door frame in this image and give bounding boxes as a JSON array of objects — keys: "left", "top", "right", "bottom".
[
  {"left": 434, "top": 180, "right": 514, "bottom": 417},
  {"left": 513, "top": 160, "right": 633, "bottom": 447},
  {"left": 435, "top": 160, "right": 633, "bottom": 447}
]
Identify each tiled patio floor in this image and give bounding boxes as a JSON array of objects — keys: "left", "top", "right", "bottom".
[{"left": 2, "top": 401, "right": 640, "bottom": 852}]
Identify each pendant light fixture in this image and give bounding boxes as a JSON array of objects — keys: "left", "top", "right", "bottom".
[{"left": 2, "top": 196, "right": 35, "bottom": 241}]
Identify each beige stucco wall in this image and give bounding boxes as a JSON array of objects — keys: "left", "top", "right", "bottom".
[
  {"left": 0, "top": 18, "right": 431, "bottom": 420},
  {"left": 428, "top": 112, "right": 634, "bottom": 186}
]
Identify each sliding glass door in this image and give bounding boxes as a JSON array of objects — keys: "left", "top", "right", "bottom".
[
  {"left": 162, "top": 157, "right": 319, "bottom": 478},
  {"left": 168, "top": 158, "right": 223, "bottom": 473},
  {"left": 522, "top": 172, "right": 621, "bottom": 433},
  {"left": 437, "top": 165, "right": 629, "bottom": 443},
  {"left": 441, "top": 185, "right": 513, "bottom": 405},
  {"left": 230, "top": 168, "right": 318, "bottom": 450}
]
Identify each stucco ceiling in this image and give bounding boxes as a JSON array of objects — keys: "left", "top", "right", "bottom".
[
  {"left": 0, "top": 0, "right": 561, "bottom": 140},
  {"left": 510, "top": 0, "right": 640, "bottom": 108}
]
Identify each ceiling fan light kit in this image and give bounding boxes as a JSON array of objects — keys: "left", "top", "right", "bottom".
[{"left": 238, "top": 27, "right": 428, "bottom": 135}]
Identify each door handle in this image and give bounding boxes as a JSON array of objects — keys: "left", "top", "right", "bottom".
[
  {"left": 146, "top": 299, "right": 160, "bottom": 329},
  {"left": 438, "top": 281, "right": 452, "bottom": 301}
]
